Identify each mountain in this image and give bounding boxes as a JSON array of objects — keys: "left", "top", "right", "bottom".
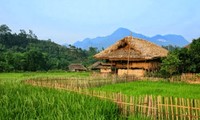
[
  {"left": 73, "top": 28, "right": 189, "bottom": 50},
  {"left": 150, "top": 34, "right": 189, "bottom": 47}
]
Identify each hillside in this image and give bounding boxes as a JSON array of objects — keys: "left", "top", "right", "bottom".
[
  {"left": 73, "top": 28, "right": 189, "bottom": 50},
  {"left": 0, "top": 24, "right": 97, "bottom": 72}
]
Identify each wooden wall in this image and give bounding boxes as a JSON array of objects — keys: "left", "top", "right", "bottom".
[
  {"left": 115, "top": 61, "right": 160, "bottom": 70},
  {"left": 100, "top": 68, "right": 112, "bottom": 73},
  {"left": 118, "top": 69, "right": 145, "bottom": 77}
]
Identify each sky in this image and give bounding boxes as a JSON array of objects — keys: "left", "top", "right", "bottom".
[{"left": 1, "top": 0, "right": 200, "bottom": 45}]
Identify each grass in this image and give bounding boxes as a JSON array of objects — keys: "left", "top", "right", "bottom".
[{"left": 91, "top": 80, "right": 200, "bottom": 99}]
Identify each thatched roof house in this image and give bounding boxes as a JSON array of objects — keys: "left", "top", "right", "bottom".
[
  {"left": 89, "top": 62, "right": 112, "bottom": 73},
  {"left": 94, "top": 36, "right": 168, "bottom": 61},
  {"left": 68, "top": 64, "right": 87, "bottom": 72},
  {"left": 89, "top": 62, "right": 111, "bottom": 69},
  {"left": 94, "top": 36, "right": 168, "bottom": 77}
]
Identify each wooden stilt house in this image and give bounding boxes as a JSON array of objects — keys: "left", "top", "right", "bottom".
[{"left": 94, "top": 36, "right": 168, "bottom": 77}]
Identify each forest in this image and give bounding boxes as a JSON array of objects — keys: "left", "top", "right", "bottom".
[{"left": 0, "top": 24, "right": 98, "bottom": 72}]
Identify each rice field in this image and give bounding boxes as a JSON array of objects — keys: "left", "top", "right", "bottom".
[
  {"left": 91, "top": 80, "right": 200, "bottom": 99},
  {"left": 0, "top": 72, "right": 118, "bottom": 119},
  {"left": 0, "top": 72, "right": 150, "bottom": 120},
  {"left": 1, "top": 72, "right": 199, "bottom": 119},
  {"left": 0, "top": 83, "right": 120, "bottom": 120}
]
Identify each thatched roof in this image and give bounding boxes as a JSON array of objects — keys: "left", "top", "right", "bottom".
[
  {"left": 94, "top": 36, "right": 168, "bottom": 61},
  {"left": 68, "top": 64, "right": 87, "bottom": 71},
  {"left": 88, "top": 62, "right": 112, "bottom": 70}
]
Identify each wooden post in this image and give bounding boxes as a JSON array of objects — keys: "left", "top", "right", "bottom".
[
  {"left": 126, "top": 37, "right": 131, "bottom": 80},
  {"left": 153, "top": 96, "right": 157, "bottom": 120},
  {"left": 130, "top": 96, "right": 134, "bottom": 116},
  {"left": 160, "top": 96, "right": 164, "bottom": 120},
  {"left": 194, "top": 99, "right": 198, "bottom": 119},
  {"left": 166, "top": 97, "right": 169, "bottom": 120},
  {"left": 170, "top": 97, "right": 174, "bottom": 120},
  {"left": 190, "top": 99, "right": 193, "bottom": 120},
  {"left": 175, "top": 98, "right": 178, "bottom": 120},
  {"left": 179, "top": 98, "right": 183, "bottom": 120},
  {"left": 157, "top": 96, "right": 161, "bottom": 120}
]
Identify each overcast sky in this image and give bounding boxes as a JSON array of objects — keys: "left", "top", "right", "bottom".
[{"left": 1, "top": 0, "right": 200, "bottom": 44}]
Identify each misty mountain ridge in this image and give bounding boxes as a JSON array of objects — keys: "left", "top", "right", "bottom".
[{"left": 73, "top": 28, "right": 189, "bottom": 50}]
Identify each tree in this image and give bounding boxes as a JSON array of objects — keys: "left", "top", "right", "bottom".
[
  {"left": 0, "top": 24, "right": 11, "bottom": 34},
  {"left": 24, "top": 50, "right": 47, "bottom": 71},
  {"left": 160, "top": 37, "right": 200, "bottom": 77},
  {"left": 27, "top": 30, "right": 38, "bottom": 39},
  {"left": 187, "top": 38, "right": 200, "bottom": 72},
  {"left": 160, "top": 51, "right": 181, "bottom": 77},
  {"left": 18, "top": 29, "right": 27, "bottom": 38}
]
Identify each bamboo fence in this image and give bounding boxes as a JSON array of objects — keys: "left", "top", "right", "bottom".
[
  {"left": 24, "top": 77, "right": 200, "bottom": 120},
  {"left": 170, "top": 73, "right": 200, "bottom": 84}
]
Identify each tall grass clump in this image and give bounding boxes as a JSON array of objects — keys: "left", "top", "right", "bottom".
[{"left": 0, "top": 83, "right": 120, "bottom": 120}]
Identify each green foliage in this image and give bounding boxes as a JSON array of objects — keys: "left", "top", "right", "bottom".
[
  {"left": 160, "top": 37, "right": 200, "bottom": 77},
  {"left": 0, "top": 24, "right": 98, "bottom": 72},
  {"left": 24, "top": 50, "right": 47, "bottom": 71},
  {"left": 187, "top": 38, "right": 200, "bottom": 72},
  {"left": 160, "top": 51, "right": 181, "bottom": 77},
  {"left": 0, "top": 24, "right": 11, "bottom": 34}
]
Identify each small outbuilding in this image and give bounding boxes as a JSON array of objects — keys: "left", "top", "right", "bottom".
[
  {"left": 89, "top": 62, "right": 112, "bottom": 73},
  {"left": 94, "top": 36, "right": 168, "bottom": 77},
  {"left": 68, "top": 64, "right": 87, "bottom": 72}
]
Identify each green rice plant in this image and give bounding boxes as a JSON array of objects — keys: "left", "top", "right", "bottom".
[
  {"left": 0, "top": 83, "right": 120, "bottom": 120},
  {"left": 91, "top": 81, "right": 200, "bottom": 99}
]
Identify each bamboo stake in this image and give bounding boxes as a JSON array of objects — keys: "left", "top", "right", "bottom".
[
  {"left": 161, "top": 96, "right": 164, "bottom": 120},
  {"left": 166, "top": 97, "right": 169, "bottom": 120},
  {"left": 145, "top": 95, "right": 148, "bottom": 116},
  {"left": 187, "top": 99, "right": 191, "bottom": 120},
  {"left": 190, "top": 99, "right": 193, "bottom": 120},
  {"left": 182, "top": 98, "right": 186, "bottom": 120},
  {"left": 153, "top": 96, "right": 157, "bottom": 120},
  {"left": 194, "top": 100, "right": 198, "bottom": 120},
  {"left": 157, "top": 96, "right": 161, "bottom": 120},
  {"left": 130, "top": 96, "right": 134, "bottom": 116},
  {"left": 179, "top": 98, "right": 182, "bottom": 120}
]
